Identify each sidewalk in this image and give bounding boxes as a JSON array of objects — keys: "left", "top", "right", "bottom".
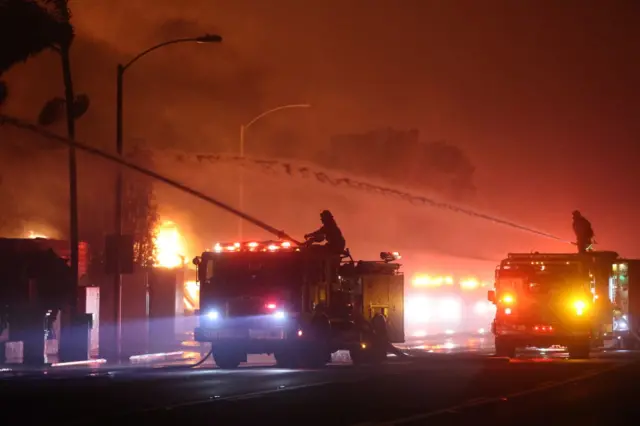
[{"left": 0, "top": 341, "right": 208, "bottom": 378}]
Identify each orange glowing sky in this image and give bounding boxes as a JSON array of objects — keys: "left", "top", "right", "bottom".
[{"left": 1, "top": 0, "right": 639, "bottom": 258}]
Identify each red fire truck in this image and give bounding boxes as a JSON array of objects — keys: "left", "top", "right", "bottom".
[
  {"left": 489, "top": 251, "right": 640, "bottom": 359},
  {"left": 193, "top": 241, "right": 405, "bottom": 369}
]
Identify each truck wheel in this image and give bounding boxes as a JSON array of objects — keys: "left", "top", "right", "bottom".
[
  {"left": 621, "top": 337, "right": 638, "bottom": 350},
  {"left": 349, "top": 341, "right": 384, "bottom": 365},
  {"left": 274, "top": 351, "right": 297, "bottom": 368},
  {"left": 494, "top": 337, "right": 516, "bottom": 358},
  {"left": 213, "top": 352, "right": 243, "bottom": 369},
  {"left": 370, "top": 337, "right": 388, "bottom": 364},
  {"left": 349, "top": 347, "right": 369, "bottom": 365},
  {"left": 567, "top": 342, "right": 590, "bottom": 359},
  {"left": 300, "top": 347, "right": 330, "bottom": 369},
  {"left": 300, "top": 316, "right": 332, "bottom": 368}
]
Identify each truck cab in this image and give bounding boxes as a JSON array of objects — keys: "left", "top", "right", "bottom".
[{"left": 193, "top": 241, "right": 404, "bottom": 369}]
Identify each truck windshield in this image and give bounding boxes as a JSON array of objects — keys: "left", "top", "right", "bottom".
[
  {"left": 203, "top": 254, "right": 302, "bottom": 298},
  {"left": 527, "top": 272, "right": 573, "bottom": 293},
  {"left": 499, "top": 263, "right": 588, "bottom": 295}
]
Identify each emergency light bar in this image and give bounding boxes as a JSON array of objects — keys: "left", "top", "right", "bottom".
[{"left": 210, "top": 240, "right": 298, "bottom": 253}]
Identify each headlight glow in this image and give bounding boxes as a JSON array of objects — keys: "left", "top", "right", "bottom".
[
  {"left": 273, "top": 310, "right": 286, "bottom": 319},
  {"left": 572, "top": 300, "right": 587, "bottom": 316},
  {"left": 206, "top": 310, "right": 219, "bottom": 320},
  {"left": 615, "top": 319, "right": 628, "bottom": 331},
  {"left": 501, "top": 294, "right": 514, "bottom": 304}
]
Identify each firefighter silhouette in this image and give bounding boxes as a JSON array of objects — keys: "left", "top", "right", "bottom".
[
  {"left": 572, "top": 210, "right": 595, "bottom": 253},
  {"left": 304, "top": 210, "right": 346, "bottom": 255}
]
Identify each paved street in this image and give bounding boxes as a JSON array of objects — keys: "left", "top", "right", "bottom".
[{"left": 2, "top": 342, "right": 638, "bottom": 426}]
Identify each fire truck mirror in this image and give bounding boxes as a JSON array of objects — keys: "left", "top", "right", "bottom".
[{"left": 487, "top": 290, "right": 496, "bottom": 303}]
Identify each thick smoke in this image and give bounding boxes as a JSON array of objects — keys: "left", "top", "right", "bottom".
[
  {"left": 1, "top": 112, "right": 557, "bottom": 266},
  {"left": 1, "top": 1, "right": 595, "bottom": 272}
]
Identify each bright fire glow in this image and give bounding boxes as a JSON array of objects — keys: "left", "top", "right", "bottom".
[
  {"left": 460, "top": 278, "right": 479, "bottom": 290},
  {"left": 27, "top": 231, "right": 48, "bottom": 239},
  {"left": 412, "top": 274, "right": 454, "bottom": 287},
  {"left": 405, "top": 296, "right": 433, "bottom": 323},
  {"left": 473, "top": 300, "right": 494, "bottom": 316},
  {"left": 184, "top": 280, "right": 199, "bottom": 311},
  {"left": 154, "top": 221, "right": 187, "bottom": 268}
]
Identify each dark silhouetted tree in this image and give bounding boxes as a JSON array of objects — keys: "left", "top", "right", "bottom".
[
  {"left": 0, "top": 1, "right": 90, "bottom": 294},
  {"left": 0, "top": 0, "right": 73, "bottom": 73},
  {"left": 123, "top": 147, "right": 160, "bottom": 268},
  {"left": 0, "top": 0, "right": 73, "bottom": 106},
  {"left": 0, "top": 80, "right": 7, "bottom": 105}
]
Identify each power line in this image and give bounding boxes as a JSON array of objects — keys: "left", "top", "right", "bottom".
[{"left": 0, "top": 114, "right": 298, "bottom": 243}]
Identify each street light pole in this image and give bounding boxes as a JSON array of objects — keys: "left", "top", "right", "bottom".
[
  {"left": 113, "top": 34, "right": 222, "bottom": 362},
  {"left": 114, "top": 64, "right": 124, "bottom": 361},
  {"left": 237, "top": 103, "right": 311, "bottom": 239},
  {"left": 238, "top": 123, "right": 246, "bottom": 239}
]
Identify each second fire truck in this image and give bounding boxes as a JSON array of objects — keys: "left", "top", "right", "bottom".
[{"left": 489, "top": 251, "right": 640, "bottom": 358}]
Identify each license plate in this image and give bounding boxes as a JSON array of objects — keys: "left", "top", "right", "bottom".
[{"left": 249, "top": 329, "right": 284, "bottom": 339}]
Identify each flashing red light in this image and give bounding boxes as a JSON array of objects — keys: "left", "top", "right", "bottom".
[{"left": 265, "top": 303, "right": 277, "bottom": 310}]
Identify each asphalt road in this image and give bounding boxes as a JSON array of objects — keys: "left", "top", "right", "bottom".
[{"left": 2, "top": 348, "right": 640, "bottom": 426}]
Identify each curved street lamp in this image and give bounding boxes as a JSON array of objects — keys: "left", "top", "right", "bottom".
[
  {"left": 238, "top": 103, "right": 311, "bottom": 238},
  {"left": 116, "top": 34, "right": 223, "bottom": 158},
  {"left": 112, "top": 34, "right": 222, "bottom": 362}
]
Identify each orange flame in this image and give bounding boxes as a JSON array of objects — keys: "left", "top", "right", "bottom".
[{"left": 153, "top": 220, "right": 187, "bottom": 268}]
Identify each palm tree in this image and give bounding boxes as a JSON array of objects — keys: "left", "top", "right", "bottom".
[
  {"left": 0, "top": 80, "right": 7, "bottom": 105},
  {"left": 0, "top": 0, "right": 80, "bottom": 303},
  {"left": 0, "top": 0, "right": 73, "bottom": 73},
  {"left": 0, "top": 0, "right": 71, "bottom": 106}
]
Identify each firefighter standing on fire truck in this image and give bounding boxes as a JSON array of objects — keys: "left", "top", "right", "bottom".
[
  {"left": 304, "top": 210, "right": 346, "bottom": 255},
  {"left": 572, "top": 210, "right": 595, "bottom": 254}
]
